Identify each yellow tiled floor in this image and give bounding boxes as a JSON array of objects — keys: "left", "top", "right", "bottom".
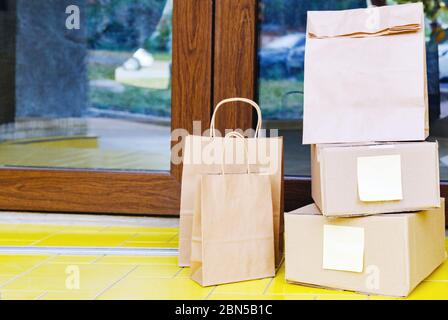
[{"left": 0, "top": 223, "right": 446, "bottom": 300}]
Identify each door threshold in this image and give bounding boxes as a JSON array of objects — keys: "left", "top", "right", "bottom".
[{"left": 0, "top": 246, "right": 178, "bottom": 256}]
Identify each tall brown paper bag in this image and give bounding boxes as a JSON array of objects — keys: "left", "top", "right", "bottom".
[
  {"left": 190, "top": 132, "right": 275, "bottom": 286},
  {"left": 179, "top": 98, "right": 284, "bottom": 267},
  {"left": 303, "top": 3, "right": 428, "bottom": 144}
]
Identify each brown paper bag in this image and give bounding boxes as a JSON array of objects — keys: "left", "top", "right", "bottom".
[
  {"left": 190, "top": 132, "right": 275, "bottom": 286},
  {"left": 303, "top": 3, "right": 428, "bottom": 144},
  {"left": 179, "top": 98, "right": 284, "bottom": 267}
]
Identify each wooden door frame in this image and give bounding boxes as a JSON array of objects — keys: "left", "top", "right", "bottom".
[{"left": 0, "top": 0, "right": 213, "bottom": 215}]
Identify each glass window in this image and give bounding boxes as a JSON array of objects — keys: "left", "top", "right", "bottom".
[
  {"left": 258, "top": 0, "right": 448, "bottom": 179},
  {"left": 0, "top": 0, "right": 173, "bottom": 171}
]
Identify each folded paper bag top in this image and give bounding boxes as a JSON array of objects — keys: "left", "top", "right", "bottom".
[
  {"left": 303, "top": 2, "right": 428, "bottom": 144},
  {"left": 284, "top": 201, "right": 446, "bottom": 297},
  {"left": 307, "top": 3, "right": 421, "bottom": 38}
]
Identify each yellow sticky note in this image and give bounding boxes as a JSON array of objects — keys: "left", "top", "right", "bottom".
[
  {"left": 357, "top": 155, "right": 403, "bottom": 202},
  {"left": 323, "top": 225, "right": 364, "bottom": 273}
]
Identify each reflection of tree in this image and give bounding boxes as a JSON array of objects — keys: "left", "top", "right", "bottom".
[
  {"left": 393, "top": 0, "right": 448, "bottom": 42},
  {"left": 260, "top": 0, "right": 366, "bottom": 32},
  {"left": 87, "top": 0, "right": 167, "bottom": 50}
]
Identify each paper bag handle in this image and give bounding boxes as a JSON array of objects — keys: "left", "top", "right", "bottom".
[
  {"left": 210, "top": 98, "right": 263, "bottom": 138},
  {"left": 221, "top": 131, "right": 250, "bottom": 175}
]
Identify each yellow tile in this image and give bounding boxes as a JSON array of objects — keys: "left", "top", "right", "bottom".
[
  {"left": 368, "top": 295, "right": 402, "bottom": 300},
  {"left": 214, "top": 278, "right": 272, "bottom": 295},
  {"left": 98, "top": 278, "right": 213, "bottom": 300},
  {"left": 315, "top": 294, "right": 369, "bottom": 300},
  {"left": 208, "top": 294, "right": 315, "bottom": 300},
  {"left": 104, "top": 226, "right": 178, "bottom": 234},
  {"left": 267, "top": 264, "right": 354, "bottom": 296},
  {"left": 2, "top": 264, "right": 134, "bottom": 292},
  {"left": 94, "top": 255, "right": 178, "bottom": 266},
  {"left": 40, "top": 290, "right": 99, "bottom": 300},
  {"left": 48, "top": 255, "right": 101, "bottom": 264},
  {"left": 0, "top": 275, "right": 17, "bottom": 286},
  {"left": 168, "top": 235, "right": 179, "bottom": 243},
  {"left": 0, "top": 290, "right": 45, "bottom": 300},
  {"left": 0, "top": 254, "right": 51, "bottom": 264},
  {"left": 128, "top": 233, "right": 176, "bottom": 243},
  {"left": 267, "top": 278, "right": 353, "bottom": 296},
  {"left": 0, "top": 239, "right": 36, "bottom": 246},
  {"left": 59, "top": 225, "right": 110, "bottom": 233},
  {"left": 122, "top": 241, "right": 178, "bottom": 248},
  {"left": 0, "top": 254, "right": 51, "bottom": 276},
  {"left": 0, "top": 231, "right": 54, "bottom": 241},
  {"left": 406, "top": 281, "right": 448, "bottom": 300},
  {"left": 426, "top": 261, "right": 448, "bottom": 281},
  {"left": 175, "top": 267, "right": 191, "bottom": 279},
  {"left": 127, "top": 265, "right": 181, "bottom": 278},
  {"left": 33, "top": 232, "right": 134, "bottom": 247}
]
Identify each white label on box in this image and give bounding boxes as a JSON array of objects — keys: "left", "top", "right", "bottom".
[
  {"left": 323, "top": 225, "right": 364, "bottom": 273},
  {"left": 357, "top": 154, "right": 403, "bottom": 202}
]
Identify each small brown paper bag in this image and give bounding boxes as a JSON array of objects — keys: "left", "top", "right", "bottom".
[{"left": 190, "top": 132, "right": 275, "bottom": 286}]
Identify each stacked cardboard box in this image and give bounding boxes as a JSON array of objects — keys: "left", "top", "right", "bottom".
[{"left": 285, "top": 3, "right": 446, "bottom": 297}]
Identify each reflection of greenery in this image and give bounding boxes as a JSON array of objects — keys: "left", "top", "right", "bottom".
[
  {"left": 146, "top": 13, "right": 173, "bottom": 51},
  {"left": 392, "top": 0, "right": 448, "bottom": 42},
  {"left": 90, "top": 86, "right": 171, "bottom": 117},
  {"left": 88, "top": 52, "right": 171, "bottom": 117},
  {"left": 87, "top": 0, "right": 167, "bottom": 50},
  {"left": 88, "top": 51, "right": 171, "bottom": 81},
  {"left": 88, "top": 63, "right": 115, "bottom": 81},
  {"left": 259, "top": 78, "right": 304, "bottom": 119}
]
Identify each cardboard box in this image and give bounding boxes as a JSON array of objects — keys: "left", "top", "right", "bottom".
[
  {"left": 312, "top": 142, "right": 440, "bottom": 216},
  {"left": 284, "top": 201, "right": 446, "bottom": 297}
]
